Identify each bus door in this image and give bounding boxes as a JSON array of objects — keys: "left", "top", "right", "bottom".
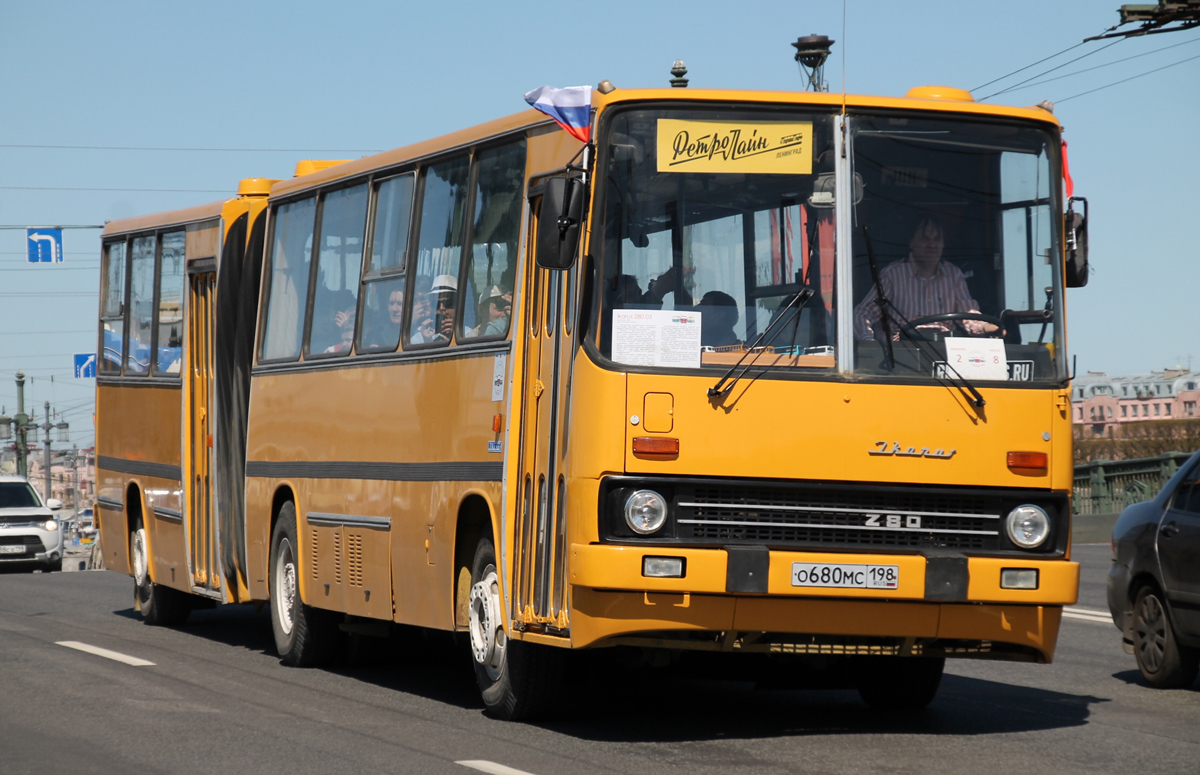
[
  {"left": 514, "top": 198, "right": 574, "bottom": 631},
  {"left": 184, "top": 267, "right": 221, "bottom": 597}
]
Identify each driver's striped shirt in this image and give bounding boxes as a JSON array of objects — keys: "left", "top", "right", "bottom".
[{"left": 853, "top": 258, "right": 983, "bottom": 340}]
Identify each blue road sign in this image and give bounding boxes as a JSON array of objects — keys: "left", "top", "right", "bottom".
[
  {"left": 74, "top": 353, "right": 97, "bottom": 379},
  {"left": 27, "top": 228, "right": 64, "bottom": 263}
]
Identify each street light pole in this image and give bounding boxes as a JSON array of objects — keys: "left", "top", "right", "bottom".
[
  {"left": 42, "top": 401, "right": 52, "bottom": 502},
  {"left": 16, "top": 371, "right": 29, "bottom": 478}
]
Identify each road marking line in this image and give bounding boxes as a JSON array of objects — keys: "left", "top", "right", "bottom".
[
  {"left": 1067, "top": 605, "right": 1109, "bottom": 616},
  {"left": 457, "top": 760, "right": 538, "bottom": 775},
  {"left": 1062, "top": 611, "right": 1111, "bottom": 624},
  {"left": 56, "top": 641, "right": 155, "bottom": 666}
]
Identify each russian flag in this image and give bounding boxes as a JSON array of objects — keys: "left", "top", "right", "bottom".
[{"left": 524, "top": 85, "right": 592, "bottom": 143}]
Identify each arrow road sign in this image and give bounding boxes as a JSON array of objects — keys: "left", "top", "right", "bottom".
[
  {"left": 74, "top": 353, "right": 96, "bottom": 379},
  {"left": 27, "top": 228, "right": 64, "bottom": 263}
]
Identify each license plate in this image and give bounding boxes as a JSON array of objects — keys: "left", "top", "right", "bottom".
[
  {"left": 0, "top": 545, "right": 27, "bottom": 555},
  {"left": 792, "top": 562, "right": 899, "bottom": 589}
]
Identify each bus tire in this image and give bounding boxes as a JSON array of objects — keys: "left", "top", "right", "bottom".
[
  {"left": 131, "top": 526, "right": 190, "bottom": 626},
  {"left": 857, "top": 656, "right": 944, "bottom": 710},
  {"left": 270, "top": 502, "right": 340, "bottom": 667},
  {"left": 468, "top": 537, "right": 563, "bottom": 720},
  {"left": 1133, "top": 585, "right": 1199, "bottom": 688}
]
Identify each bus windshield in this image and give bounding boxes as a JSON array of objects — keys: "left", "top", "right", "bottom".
[{"left": 593, "top": 106, "right": 1064, "bottom": 385}]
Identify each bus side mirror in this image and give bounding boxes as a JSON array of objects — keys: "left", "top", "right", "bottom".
[
  {"left": 536, "top": 176, "right": 585, "bottom": 270},
  {"left": 1065, "top": 196, "right": 1089, "bottom": 288}
]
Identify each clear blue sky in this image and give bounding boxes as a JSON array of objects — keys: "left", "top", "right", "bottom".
[{"left": 2, "top": 0, "right": 1198, "bottom": 448}]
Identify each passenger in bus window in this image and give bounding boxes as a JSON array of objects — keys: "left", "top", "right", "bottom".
[
  {"left": 466, "top": 285, "right": 513, "bottom": 337},
  {"left": 852, "top": 215, "right": 999, "bottom": 340},
  {"left": 323, "top": 303, "right": 356, "bottom": 353},
  {"left": 409, "top": 275, "right": 434, "bottom": 344},
  {"left": 697, "top": 291, "right": 739, "bottom": 347},
  {"left": 427, "top": 274, "right": 457, "bottom": 343}
]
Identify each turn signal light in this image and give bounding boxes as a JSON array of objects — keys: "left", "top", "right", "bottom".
[
  {"left": 1007, "top": 451, "right": 1047, "bottom": 473},
  {"left": 632, "top": 437, "right": 679, "bottom": 456},
  {"left": 492, "top": 414, "right": 503, "bottom": 433}
]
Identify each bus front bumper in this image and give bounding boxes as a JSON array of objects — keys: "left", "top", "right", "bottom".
[{"left": 566, "top": 543, "right": 1078, "bottom": 660}]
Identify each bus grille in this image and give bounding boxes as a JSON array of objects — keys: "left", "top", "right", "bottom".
[{"left": 675, "top": 485, "right": 1000, "bottom": 551}]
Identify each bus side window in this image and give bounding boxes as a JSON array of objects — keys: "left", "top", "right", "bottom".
[
  {"left": 309, "top": 184, "right": 369, "bottom": 356},
  {"left": 359, "top": 173, "right": 415, "bottom": 353},
  {"left": 126, "top": 235, "right": 156, "bottom": 375},
  {"left": 154, "top": 230, "right": 185, "bottom": 375},
  {"left": 99, "top": 240, "right": 127, "bottom": 374},
  {"left": 410, "top": 156, "right": 469, "bottom": 346},
  {"left": 461, "top": 141, "right": 525, "bottom": 340},
  {"left": 260, "top": 197, "right": 317, "bottom": 362}
]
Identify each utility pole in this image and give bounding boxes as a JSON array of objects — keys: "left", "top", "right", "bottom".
[
  {"left": 71, "top": 444, "right": 80, "bottom": 510},
  {"left": 42, "top": 402, "right": 51, "bottom": 502},
  {"left": 0, "top": 371, "right": 34, "bottom": 478}
]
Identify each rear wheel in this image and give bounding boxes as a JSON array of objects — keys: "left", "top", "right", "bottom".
[
  {"left": 270, "top": 502, "right": 341, "bottom": 666},
  {"left": 858, "top": 656, "right": 945, "bottom": 710},
  {"left": 468, "top": 537, "right": 564, "bottom": 720},
  {"left": 130, "top": 526, "right": 190, "bottom": 626},
  {"left": 1133, "top": 586, "right": 1199, "bottom": 688}
]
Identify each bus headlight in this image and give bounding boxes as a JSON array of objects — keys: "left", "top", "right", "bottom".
[
  {"left": 1005, "top": 504, "right": 1049, "bottom": 548},
  {"left": 624, "top": 490, "right": 668, "bottom": 535}
]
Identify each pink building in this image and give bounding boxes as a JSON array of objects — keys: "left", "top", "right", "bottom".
[
  {"left": 25, "top": 446, "right": 95, "bottom": 508},
  {"left": 1072, "top": 369, "right": 1200, "bottom": 437}
]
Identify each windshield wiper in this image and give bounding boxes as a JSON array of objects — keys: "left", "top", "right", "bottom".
[{"left": 707, "top": 286, "right": 815, "bottom": 398}]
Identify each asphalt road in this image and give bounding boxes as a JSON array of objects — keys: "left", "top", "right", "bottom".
[{"left": 1, "top": 543, "right": 1196, "bottom": 775}]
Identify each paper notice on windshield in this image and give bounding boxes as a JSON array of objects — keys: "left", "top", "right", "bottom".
[
  {"left": 612, "top": 309, "right": 701, "bottom": 369},
  {"left": 942, "top": 337, "right": 1008, "bottom": 380}
]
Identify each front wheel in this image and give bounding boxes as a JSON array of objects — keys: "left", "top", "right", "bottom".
[
  {"left": 131, "top": 526, "right": 190, "bottom": 626},
  {"left": 468, "top": 538, "right": 564, "bottom": 720},
  {"left": 1133, "top": 586, "right": 1199, "bottom": 688},
  {"left": 270, "top": 502, "right": 341, "bottom": 666},
  {"left": 857, "top": 656, "right": 945, "bottom": 710}
]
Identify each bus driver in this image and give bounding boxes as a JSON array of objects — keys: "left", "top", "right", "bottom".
[{"left": 853, "top": 215, "right": 999, "bottom": 340}]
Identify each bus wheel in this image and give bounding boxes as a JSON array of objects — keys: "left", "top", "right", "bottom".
[
  {"left": 857, "top": 656, "right": 944, "bottom": 710},
  {"left": 131, "top": 526, "right": 190, "bottom": 626},
  {"left": 468, "top": 538, "right": 563, "bottom": 720},
  {"left": 1133, "top": 585, "right": 1200, "bottom": 688},
  {"left": 270, "top": 502, "right": 340, "bottom": 667}
]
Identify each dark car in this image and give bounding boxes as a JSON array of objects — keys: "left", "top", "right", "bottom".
[{"left": 1108, "top": 448, "right": 1200, "bottom": 688}]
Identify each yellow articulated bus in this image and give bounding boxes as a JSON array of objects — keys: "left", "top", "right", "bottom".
[{"left": 97, "top": 82, "right": 1088, "bottom": 720}]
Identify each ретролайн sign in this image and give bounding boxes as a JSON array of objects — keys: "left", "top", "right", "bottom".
[{"left": 657, "top": 119, "right": 813, "bottom": 175}]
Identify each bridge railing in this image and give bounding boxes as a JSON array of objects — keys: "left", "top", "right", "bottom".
[{"left": 1073, "top": 451, "right": 1194, "bottom": 515}]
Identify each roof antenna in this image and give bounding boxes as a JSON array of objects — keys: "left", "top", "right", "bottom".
[{"left": 792, "top": 34, "right": 834, "bottom": 92}]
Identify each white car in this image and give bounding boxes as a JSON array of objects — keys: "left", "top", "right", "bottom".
[{"left": 0, "top": 476, "right": 65, "bottom": 572}]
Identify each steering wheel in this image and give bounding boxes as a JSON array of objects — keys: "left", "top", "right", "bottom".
[{"left": 899, "top": 312, "right": 1003, "bottom": 341}]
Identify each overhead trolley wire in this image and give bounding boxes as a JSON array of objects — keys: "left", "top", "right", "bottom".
[
  {"left": 1057, "top": 51, "right": 1200, "bottom": 103},
  {"left": 972, "top": 38, "right": 1095, "bottom": 93},
  {"left": 984, "top": 34, "right": 1200, "bottom": 96},
  {"left": 978, "top": 38, "right": 1125, "bottom": 101}
]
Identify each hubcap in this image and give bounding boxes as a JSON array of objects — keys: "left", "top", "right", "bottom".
[
  {"left": 275, "top": 537, "right": 297, "bottom": 636},
  {"left": 131, "top": 529, "right": 148, "bottom": 587},
  {"left": 1135, "top": 593, "right": 1166, "bottom": 673},
  {"left": 468, "top": 566, "right": 506, "bottom": 681}
]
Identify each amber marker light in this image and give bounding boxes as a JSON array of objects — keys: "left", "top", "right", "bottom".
[
  {"left": 1007, "top": 451, "right": 1047, "bottom": 473},
  {"left": 492, "top": 414, "right": 503, "bottom": 433},
  {"left": 632, "top": 437, "right": 680, "bottom": 456}
]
